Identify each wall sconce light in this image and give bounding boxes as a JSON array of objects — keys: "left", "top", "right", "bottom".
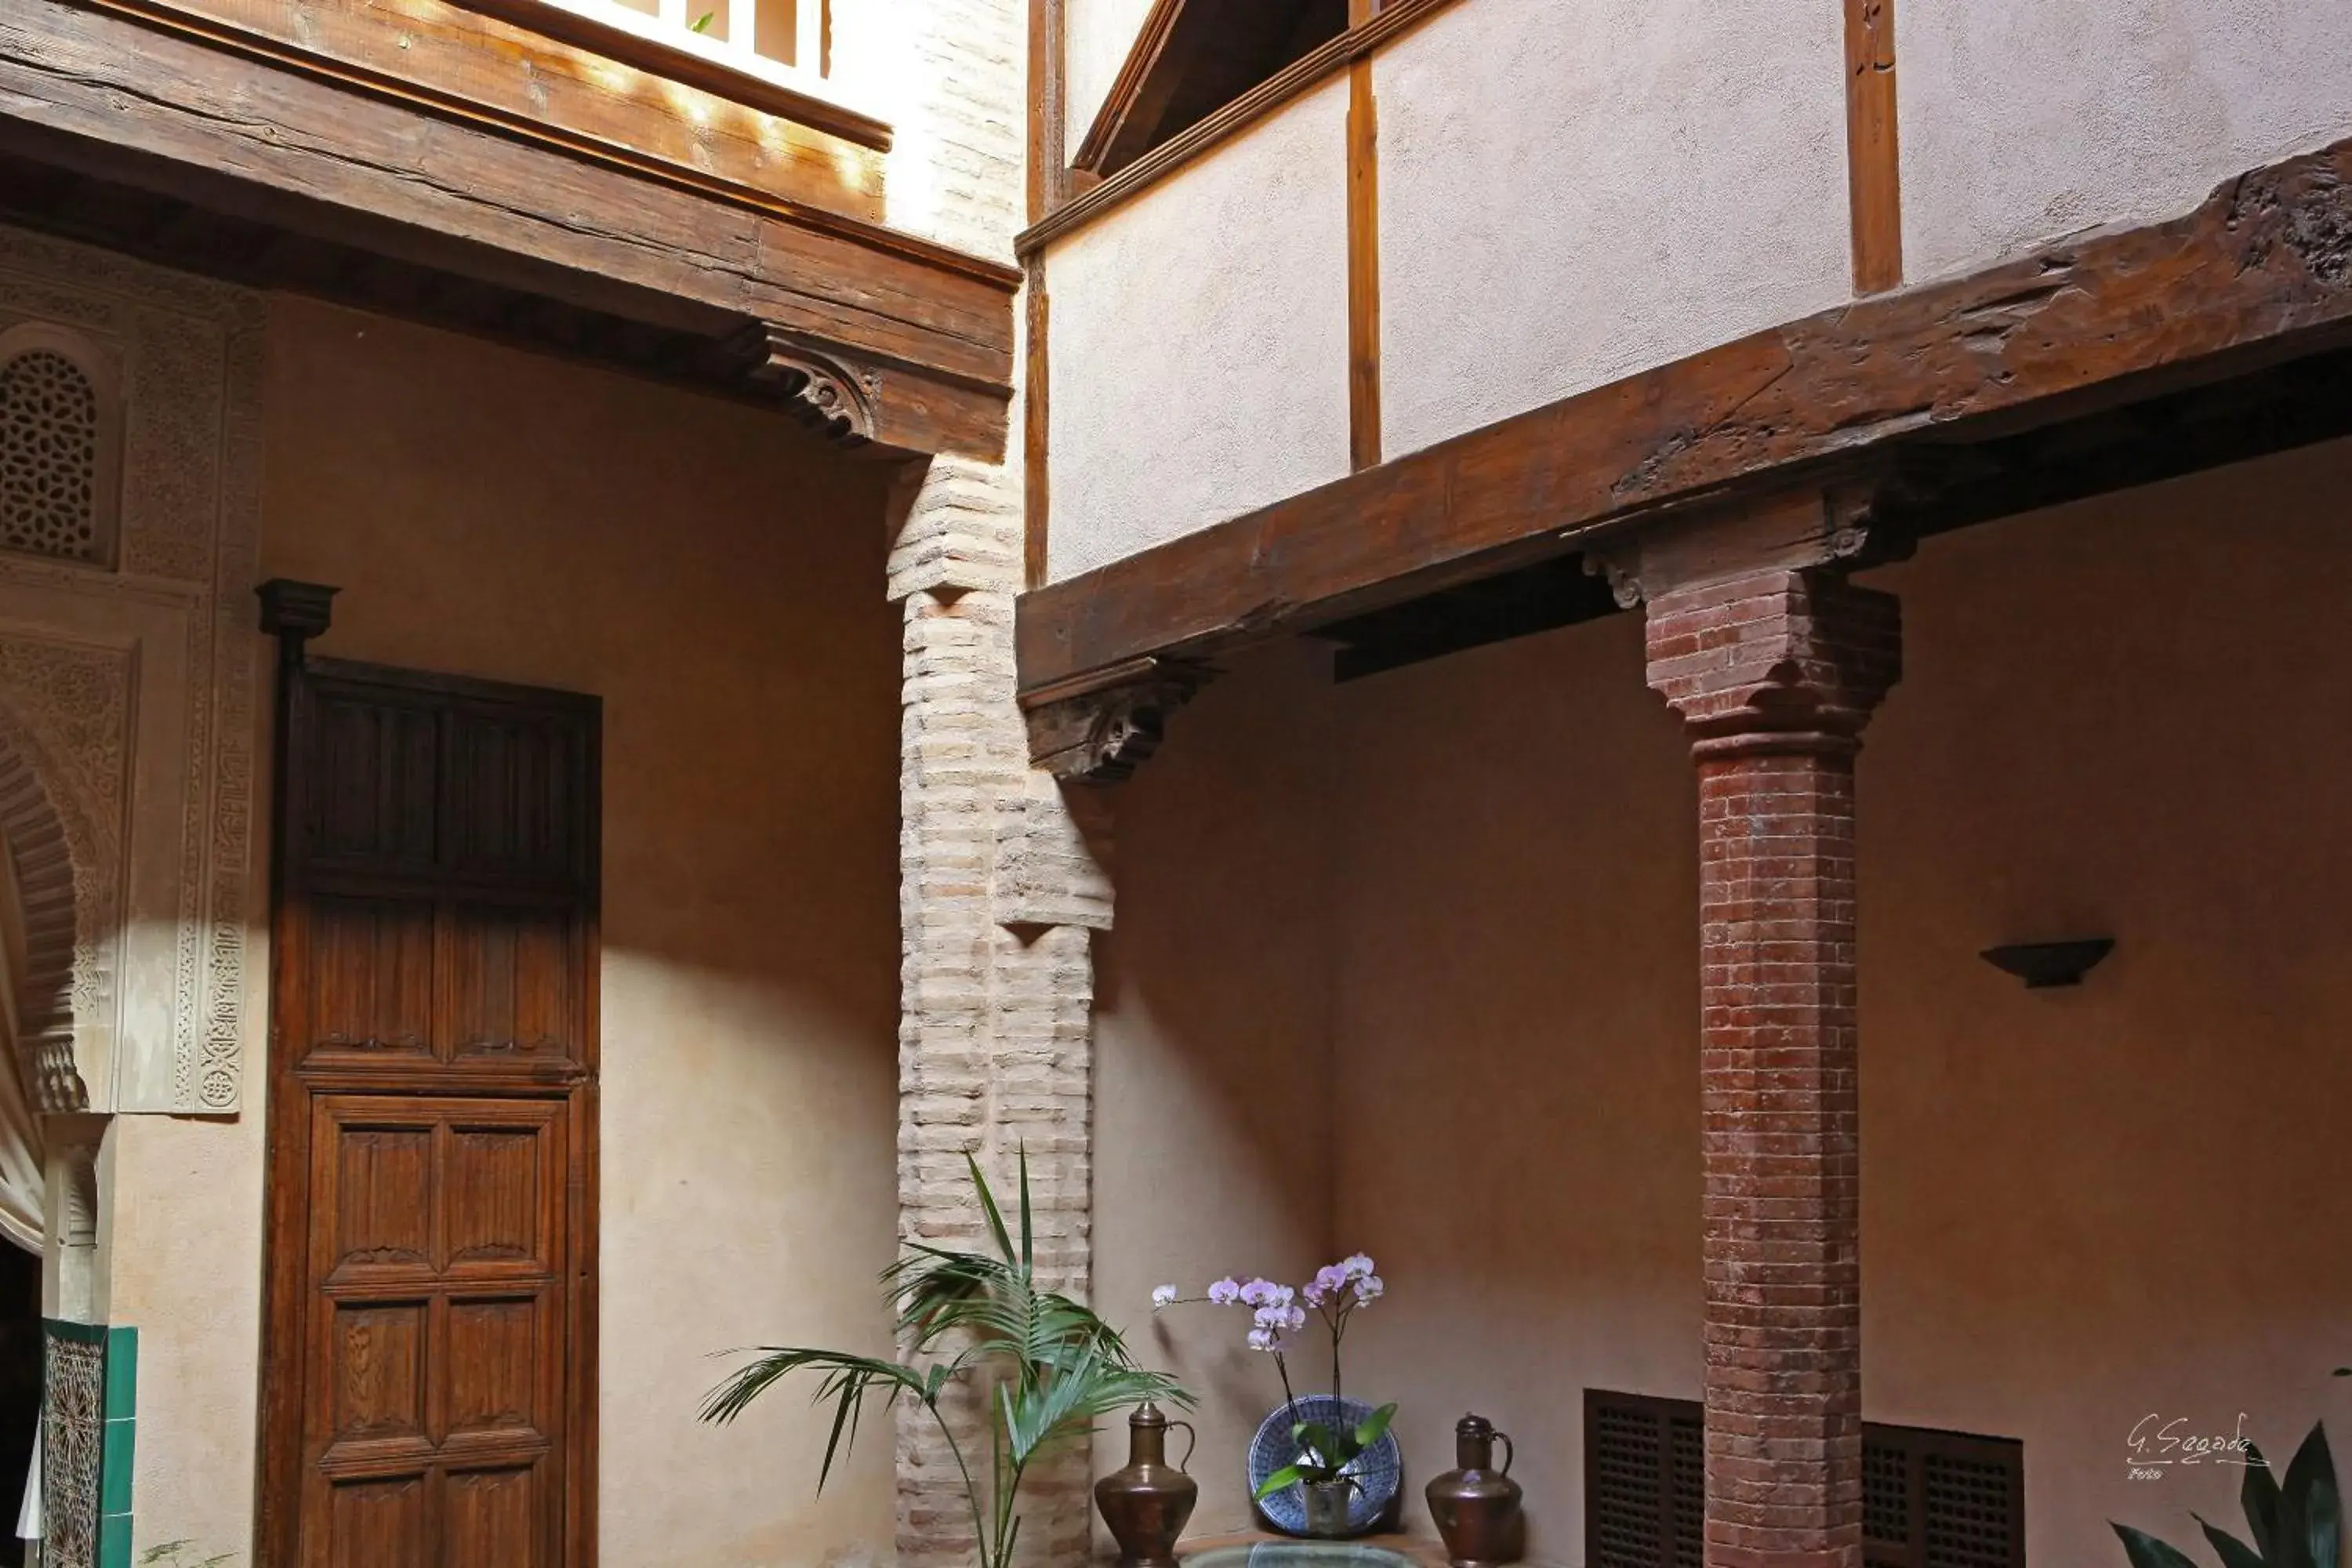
[{"left": 1980, "top": 938, "right": 2115, "bottom": 989}]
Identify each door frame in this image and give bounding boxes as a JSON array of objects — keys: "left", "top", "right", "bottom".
[{"left": 252, "top": 620, "right": 600, "bottom": 1568}]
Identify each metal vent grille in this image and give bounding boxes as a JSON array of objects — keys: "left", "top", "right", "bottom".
[
  {"left": 1865, "top": 1443, "right": 1913, "bottom": 1545},
  {"left": 1588, "top": 1399, "right": 1666, "bottom": 1567},
  {"left": 1585, "top": 1391, "right": 2024, "bottom": 1568},
  {"left": 1668, "top": 1412, "right": 1704, "bottom": 1565},
  {"left": 1924, "top": 1453, "right": 2019, "bottom": 1568},
  {"left": 0, "top": 349, "right": 103, "bottom": 563}
]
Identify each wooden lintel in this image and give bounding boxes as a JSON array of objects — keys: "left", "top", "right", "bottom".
[
  {"left": 1, "top": 0, "right": 1017, "bottom": 459},
  {"left": 1017, "top": 133, "right": 2352, "bottom": 695}
]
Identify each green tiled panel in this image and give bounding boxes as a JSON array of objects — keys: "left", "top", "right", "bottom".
[
  {"left": 99, "top": 1418, "right": 134, "bottom": 1515},
  {"left": 96, "top": 1512, "right": 132, "bottom": 1568},
  {"left": 103, "top": 1327, "right": 138, "bottom": 1421},
  {"left": 100, "top": 1324, "right": 137, "bottom": 1544}
]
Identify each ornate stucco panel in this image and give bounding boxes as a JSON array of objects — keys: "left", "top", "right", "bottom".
[{"left": 0, "top": 224, "right": 264, "bottom": 1113}]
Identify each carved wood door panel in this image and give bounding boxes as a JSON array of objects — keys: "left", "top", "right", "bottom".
[
  {"left": 260, "top": 652, "right": 599, "bottom": 1568},
  {"left": 303, "top": 1095, "right": 567, "bottom": 1565}
]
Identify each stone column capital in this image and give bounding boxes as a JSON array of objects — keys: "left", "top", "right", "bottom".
[{"left": 1645, "top": 567, "right": 1901, "bottom": 760}]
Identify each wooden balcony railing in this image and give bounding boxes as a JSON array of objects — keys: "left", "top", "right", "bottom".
[
  {"left": 539, "top": 0, "right": 829, "bottom": 89},
  {"left": 454, "top": 0, "right": 887, "bottom": 148}
]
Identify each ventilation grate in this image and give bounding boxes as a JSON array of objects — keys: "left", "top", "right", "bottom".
[
  {"left": 1588, "top": 1399, "right": 1667, "bottom": 1568},
  {"left": 1587, "top": 1391, "right": 2024, "bottom": 1568},
  {"left": 1924, "top": 1453, "right": 2019, "bottom": 1568},
  {"left": 1668, "top": 1412, "right": 1704, "bottom": 1565},
  {"left": 1864, "top": 1442, "right": 1913, "bottom": 1544},
  {"left": 0, "top": 349, "right": 103, "bottom": 563}
]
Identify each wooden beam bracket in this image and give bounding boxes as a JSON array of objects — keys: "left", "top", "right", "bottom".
[
  {"left": 731, "top": 323, "right": 884, "bottom": 447},
  {"left": 1022, "top": 657, "right": 1216, "bottom": 785},
  {"left": 1582, "top": 476, "right": 1912, "bottom": 608}
]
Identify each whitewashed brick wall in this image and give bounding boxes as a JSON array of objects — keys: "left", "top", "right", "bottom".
[{"left": 877, "top": 3, "right": 1108, "bottom": 1561}]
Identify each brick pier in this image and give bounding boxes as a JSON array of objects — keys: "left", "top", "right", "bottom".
[
  {"left": 1646, "top": 567, "right": 1901, "bottom": 1568},
  {"left": 882, "top": 2, "right": 1110, "bottom": 1562}
]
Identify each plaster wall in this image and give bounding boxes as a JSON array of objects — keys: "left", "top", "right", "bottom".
[
  {"left": 1045, "top": 78, "right": 1352, "bottom": 583},
  {"left": 844, "top": 0, "right": 1027, "bottom": 260},
  {"left": 107, "top": 296, "right": 905, "bottom": 1566},
  {"left": 1065, "top": 0, "right": 1160, "bottom": 166},
  {"left": 1899, "top": 0, "right": 2352, "bottom": 282},
  {"left": 1101, "top": 437, "right": 2352, "bottom": 1563},
  {"left": 1091, "top": 643, "right": 1339, "bottom": 1544},
  {"left": 1374, "top": 0, "right": 1853, "bottom": 463}
]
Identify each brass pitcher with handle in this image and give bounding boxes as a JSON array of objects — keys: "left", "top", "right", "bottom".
[
  {"left": 1426, "top": 1412, "right": 1523, "bottom": 1566},
  {"left": 1095, "top": 1401, "right": 1199, "bottom": 1566}
]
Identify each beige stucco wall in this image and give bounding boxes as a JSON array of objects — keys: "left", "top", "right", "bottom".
[
  {"left": 1091, "top": 643, "right": 1340, "bottom": 1543},
  {"left": 1102, "top": 436, "right": 2352, "bottom": 1563},
  {"left": 107, "top": 295, "right": 905, "bottom": 1565},
  {"left": 1045, "top": 78, "right": 1353, "bottom": 583},
  {"left": 1374, "top": 0, "right": 1853, "bottom": 463},
  {"left": 1899, "top": 0, "right": 2352, "bottom": 281}
]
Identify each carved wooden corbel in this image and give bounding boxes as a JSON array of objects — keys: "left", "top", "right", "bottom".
[
  {"left": 732, "top": 324, "right": 882, "bottom": 446},
  {"left": 1581, "top": 475, "right": 1913, "bottom": 608},
  {"left": 1022, "top": 657, "right": 1214, "bottom": 786}
]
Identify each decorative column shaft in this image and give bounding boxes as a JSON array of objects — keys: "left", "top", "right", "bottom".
[{"left": 1645, "top": 567, "right": 1900, "bottom": 1568}]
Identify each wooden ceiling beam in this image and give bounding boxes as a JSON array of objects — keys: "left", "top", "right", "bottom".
[
  {"left": 1017, "top": 133, "right": 2352, "bottom": 698},
  {"left": 0, "top": 0, "right": 1018, "bottom": 459}
]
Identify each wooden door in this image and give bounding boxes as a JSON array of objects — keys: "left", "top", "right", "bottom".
[
  {"left": 260, "top": 654, "right": 599, "bottom": 1568},
  {"left": 303, "top": 1095, "right": 568, "bottom": 1563}
]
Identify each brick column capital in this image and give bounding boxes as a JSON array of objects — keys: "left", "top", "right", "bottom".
[{"left": 1646, "top": 568, "right": 1901, "bottom": 760}]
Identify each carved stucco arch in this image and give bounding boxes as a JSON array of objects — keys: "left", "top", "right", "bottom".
[{"left": 0, "top": 706, "right": 108, "bottom": 1112}]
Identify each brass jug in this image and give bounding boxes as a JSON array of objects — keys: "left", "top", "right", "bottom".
[
  {"left": 1094, "top": 1401, "right": 1199, "bottom": 1566},
  {"left": 1425, "top": 1413, "right": 1523, "bottom": 1567}
]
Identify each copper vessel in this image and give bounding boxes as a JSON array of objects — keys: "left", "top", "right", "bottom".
[
  {"left": 1426, "top": 1413, "right": 1522, "bottom": 1567},
  {"left": 1095, "top": 1401, "right": 1198, "bottom": 1566}
]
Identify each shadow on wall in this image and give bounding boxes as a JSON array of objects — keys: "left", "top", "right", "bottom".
[
  {"left": 252, "top": 296, "right": 908, "bottom": 1567},
  {"left": 1092, "top": 641, "right": 1348, "bottom": 1539}
]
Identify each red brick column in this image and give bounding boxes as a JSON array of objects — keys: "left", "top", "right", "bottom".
[{"left": 1645, "top": 567, "right": 1900, "bottom": 1568}]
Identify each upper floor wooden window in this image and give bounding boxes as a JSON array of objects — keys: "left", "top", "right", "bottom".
[{"left": 1075, "top": 0, "right": 1349, "bottom": 177}]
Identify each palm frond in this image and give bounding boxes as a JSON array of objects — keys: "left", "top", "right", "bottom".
[
  {"left": 1017, "top": 1145, "right": 1034, "bottom": 1273},
  {"left": 967, "top": 1152, "right": 1017, "bottom": 1265},
  {"left": 700, "top": 1348, "right": 933, "bottom": 1493},
  {"left": 706, "top": 1147, "right": 1192, "bottom": 1568}
]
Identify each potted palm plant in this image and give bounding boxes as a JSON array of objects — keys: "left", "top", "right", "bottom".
[{"left": 702, "top": 1152, "right": 1191, "bottom": 1568}]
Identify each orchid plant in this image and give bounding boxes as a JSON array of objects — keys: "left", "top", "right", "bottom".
[{"left": 1154, "top": 1254, "right": 1396, "bottom": 1503}]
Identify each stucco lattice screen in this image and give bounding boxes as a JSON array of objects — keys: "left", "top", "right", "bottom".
[
  {"left": 40, "top": 1325, "right": 104, "bottom": 1568},
  {"left": 0, "top": 349, "right": 107, "bottom": 565}
]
